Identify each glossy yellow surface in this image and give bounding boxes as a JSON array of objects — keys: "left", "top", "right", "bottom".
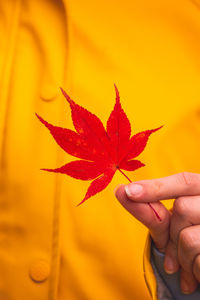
[{"left": 1, "top": 0, "right": 200, "bottom": 299}]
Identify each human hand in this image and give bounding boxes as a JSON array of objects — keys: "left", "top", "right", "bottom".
[{"left": 115, "top": 172, "right": 200, "bottom": 294}]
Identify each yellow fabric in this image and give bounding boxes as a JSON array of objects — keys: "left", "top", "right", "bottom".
[{"left": 1, "top": 0, "right": 200, "bottom": 299}]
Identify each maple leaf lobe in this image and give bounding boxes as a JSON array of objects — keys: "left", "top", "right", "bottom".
[
  {"left": 107, "top": 85, "right": 131, "bottom": 163},
  {"left": 35, "top": 113, "right": 101, "bottom": 161},
  {"left": 41, "top": 160, "right": 106, "bottom": 181}
]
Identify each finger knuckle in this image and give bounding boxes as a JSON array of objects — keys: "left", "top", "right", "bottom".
[
  {"left": 179, "top": 227, "right": 197, "bottom": 249},
  {"left": 178, "top": 172, "right": 199, "bottom": 189},
  {"left": 178, "top": 172, "right": 192, "bottom": 186},
  {"left": 152, "top": 180, "right": 162, "bottom": 198},
  {"left": 173, "top": 197, "right": 188, "bottom": 217}
]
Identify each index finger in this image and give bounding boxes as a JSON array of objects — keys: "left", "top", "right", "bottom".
[{"left": 125, "top": 172, "right": 200, "bottom": 202}]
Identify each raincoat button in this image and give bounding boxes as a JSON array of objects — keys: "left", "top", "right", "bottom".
[
  {"left": 40, "top": 83, "right": 58, "bottom": 102},
  {"left": 29, "top": 259, "right": 50, "bottom": 283}
]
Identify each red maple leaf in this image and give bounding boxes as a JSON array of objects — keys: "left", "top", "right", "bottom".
[{"left": 36, "top": 85, "right": 162, "bottom": 218}]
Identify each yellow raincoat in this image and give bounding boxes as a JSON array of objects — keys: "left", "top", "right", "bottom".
[{"left": 1, "top": 0, "right": 200, "bottom": 299}]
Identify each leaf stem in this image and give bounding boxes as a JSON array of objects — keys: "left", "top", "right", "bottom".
[
  {"left": 117, "top": 168, "right": 132, "bottom": 183},
  {"left": 117, "top": 168, "right": 162, "bottom": 222}
]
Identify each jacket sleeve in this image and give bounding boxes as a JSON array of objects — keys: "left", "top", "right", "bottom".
[{"left": 143, "top": 233, "right": 200, "bottom": 300}]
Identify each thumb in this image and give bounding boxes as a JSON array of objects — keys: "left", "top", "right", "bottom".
[{"left": 115, "top": 184, "right": 171, "bottom": 252}]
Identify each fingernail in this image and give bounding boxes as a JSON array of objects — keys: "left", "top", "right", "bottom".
[
  {"left": 164, "top": 256, "right": 176, "bottom": 274},
  {"left": 125, "top": 184, "right": 143, "bottom": 198},
  {"left": 181, "top": 279, "right": 191, "bottom": 294}
]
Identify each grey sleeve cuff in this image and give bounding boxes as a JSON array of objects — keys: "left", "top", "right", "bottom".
[{"left": 151, "top": 242, "right": 200, "bottom": 300}]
